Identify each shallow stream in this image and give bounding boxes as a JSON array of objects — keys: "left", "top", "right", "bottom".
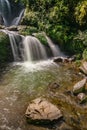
[{"left": 0, "top": 60, "right": 87, "bottom": 130}]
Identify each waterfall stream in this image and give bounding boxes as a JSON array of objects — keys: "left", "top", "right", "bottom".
[
  {"left": 0, "top": 0, "right": 24, "bottom": 26},
  {"left": 2, "top": 30, "right": 64, "bottom": 62}
]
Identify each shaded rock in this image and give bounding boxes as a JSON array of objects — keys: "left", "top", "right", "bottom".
[
  {"left": 73, "top": 78, "right": 87, "bottom": 95},
  {"left": 79, "top": 62, "right": 87, "bottom": 75},
  {"left": 0, "top": 25, "right": 5, "bottom": 29},
  {"left": 53, "top": 56, "right": 75, "bottom": 63},
  {"left": 53, "top": 57, "right": 63, "bottom": 63},
  {"left": 25, "top": 98, "right": 62, "bottom": 124},
  {"left": 0, "top": 14, "right": 4, "bottom": 25}
]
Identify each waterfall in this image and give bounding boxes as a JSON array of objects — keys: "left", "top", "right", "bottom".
[
  {"left": 0, "top": 0, "right": 24, "bottom": 26},
  {"left": 23, "top": 36, "right": 47, "bottom": 61},
  {"left": 11, "top": 9, "right": 24, "bottom": 26},
  {"left": 1, "top": 29, "right": 64, "bottom": 62},
  {"left": 44, "top": 33, "right": 64, "bottom": 57},
  {"left": 2, "top": 30, "right": 47, "bottom": 62},
  {"left": 0, "top": 0, "right": 11, "bottom": 26}
]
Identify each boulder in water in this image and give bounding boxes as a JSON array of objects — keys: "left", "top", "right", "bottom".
[
  {"left": 25, "top": 98, "right": 63, "bottom": 124},
  {"left": 73, "top": 78, "right": 87, "bottom": 95},
  {"left": 79, "top": 62, "right": 87, "bottom": 75}
]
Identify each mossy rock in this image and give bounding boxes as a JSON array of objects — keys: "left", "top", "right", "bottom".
[
  {"left": 0, "top": 31, "right": 13, "bottom": 64},
  {"left": 18, "top": 25, "right": 38, "bottom": 36}
]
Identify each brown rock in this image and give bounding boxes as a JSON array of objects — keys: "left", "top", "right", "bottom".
[
  {"left": 73, "top": 78, "right": 87, "bottom": 95},
  {"left": 25, "top": 98, "right": 62, "bottom": 123},
  {"left": 79, "top": 62, "right": 87, "bottom": 75}
]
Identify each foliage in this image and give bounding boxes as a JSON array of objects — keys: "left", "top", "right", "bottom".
[
  {"left": 82, "top": 49, "right": 87, "bottom": 61},
  {"left": 75, "top": 0, "right": 87, "bottom": 25},
  {"left": 11, "top": 0, "right": 87, "bottom": 58}
]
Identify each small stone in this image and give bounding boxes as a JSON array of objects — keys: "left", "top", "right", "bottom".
[
  {"left": 48, "top": 82, "right": 60, "bottom": 91},
  {"left": 73, "top": 78, "right": 87, "bottom": 95},
  {"left": 80, "top": 96, "right": 87, "bottom": 104},
  {"left": 25, "top": 98, "right": 62, "bottom": 124},
  {"left": 77, "top": 93, "right": 86, "bottom": 101},
  {"left": 79, "top": 62, "right": 87, "bottom": 75},
  {"left": 53, "top": 57, "right": 63, "bottom": 63}
]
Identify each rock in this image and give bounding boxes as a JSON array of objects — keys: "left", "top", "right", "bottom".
[
  {"left": 48, "top": 82, "right": 60, "bottom": 91},
  {"left": 25, "top": 98, "right": 62, "bottom": 124},
  {"left": 77, "top": 93, "right": 86, "bottom": 101},
  {"left": 79, "top": 62, "right": 87, "bottom": 75},
  {"left": 53, "top": 57, "right": 63, "bottom": 63},
  {"left": 80, "top": 96, "right": 87, "bottom": 104},
  {"left": 53, "top": 56, "right": 75, "bottom": 63},
  {"left": 0, "top": 14, "right": 4, "bottom": 25},
  {"left": 73, "top": 78, "right": 87, "bottom": 95},
  {"left": 6, "top": 26, "right": 18, "bottom": 31},
  {"left": 77, "top": 93, "right": 87, "bottom": 104}
]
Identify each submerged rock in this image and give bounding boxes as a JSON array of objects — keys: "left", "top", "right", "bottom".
[
  {"left": 48, "top": 82, "right": 60, "bottom": 91},
  {"left": 79, "top": 62, "right": 87, "bottom": 75},
  {"left": 73, "top": 78, "right": 87, "bottom": 95},
  {"left": 25, "top": 98, "right": 62, "bottom": 124}
]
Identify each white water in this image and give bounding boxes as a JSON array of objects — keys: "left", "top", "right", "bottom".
[
  {"left": 45, "top": 34, "right": 64, "bottom": 57},
  {"left": 11, "top": 9, "right": 24, "bottom": 26},
  {"left": 1, "top": 29, "right": 65, "bottom": 62},
  {"left": 23, "top": 36, "right": 47, "bottom": 61}
]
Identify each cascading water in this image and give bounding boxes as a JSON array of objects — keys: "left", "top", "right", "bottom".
[
  {"left": 0, "top": 0, "right": 24, "bottom": 26},
  {"left": 44, "top": 33, "right": 64, "bottom": 57},
  {"left": 2, "top": 30, "right": 47, "bottom": 62},
  {"left": 0, "top": 0, "right": 11, "bottom": 26},
  {"left": 23, "top": 36, "right": 47, "bottom": 61},
  {"left": 1, "top": 29, "right": 64, "bottom": 63}
]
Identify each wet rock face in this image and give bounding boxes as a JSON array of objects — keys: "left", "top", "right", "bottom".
[
  {"left": 79, "top": 62, "right": 87, "bottom": 75},
  {"left": 73, "top": 78, "right": 87, "bottom": 95},
  {"left": 0, "top": 14, "right": 4, "bottom": 25},
  {"left": 25, "top": 98, "right": 63, "bottom": 124}
]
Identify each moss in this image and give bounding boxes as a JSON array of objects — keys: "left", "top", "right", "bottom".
[
  {"left": 35, "top": 33, "right": 48, "bottom": 46},
  {"left": 19, "top": 26, "right": 38, "bottom": 35},
  {"left": 0, "top": 31, "right": 13, "bottom": 64}
]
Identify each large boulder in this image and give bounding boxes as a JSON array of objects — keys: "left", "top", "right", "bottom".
[
  {"left": 73, "top": 78, "right": 87, "bottom": 95},
  {"left": 25, "top": 98, "right": 63, "bottom": 124},
  {"left": 79, "top": 62, "right": 87, "bottom": 75}
]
